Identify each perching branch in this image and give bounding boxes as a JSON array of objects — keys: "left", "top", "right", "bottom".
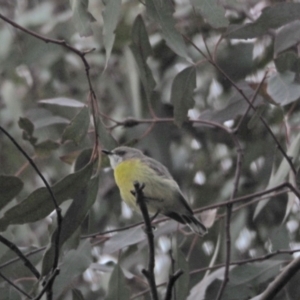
[{"left": 132, "top": 182, "right": 159, "bottom": 300}]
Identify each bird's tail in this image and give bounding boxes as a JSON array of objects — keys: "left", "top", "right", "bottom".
[{"left": 182, "top": 215, "right": 207, "bottom": 236}]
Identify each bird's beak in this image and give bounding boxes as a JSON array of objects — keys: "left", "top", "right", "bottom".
[{"left": 102, "top": 149, "right": 112, "bottom": 155}]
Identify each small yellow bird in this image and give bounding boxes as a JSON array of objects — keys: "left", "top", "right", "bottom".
[{"left": 102, "top": 146, "right": 207, "bottom": 236}]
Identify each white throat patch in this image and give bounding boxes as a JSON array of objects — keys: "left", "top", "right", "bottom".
[{"left": 108, "top": 154, "right": 123, "bottom": 169}]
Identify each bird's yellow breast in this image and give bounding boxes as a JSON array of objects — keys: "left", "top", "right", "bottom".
[
  {"left": 114, "top": 158, "right": 177, "bottom": 214},
  {"left": 114, "top": 159, "right": 144, "bottom": 210}
]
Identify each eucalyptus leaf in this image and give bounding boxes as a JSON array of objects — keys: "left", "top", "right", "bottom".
[
  {"left": 227, "top": 3, "right": 300, "bottom": 39},
  {"left": 254, "top": 132, "right": 300, "bottom": 219},
  {"left": 52, "top": 241, "right": 92, "bottom": 298},
  {"left": 34, "top": 139, "right": 60, "bottom": 158},
  {"left": 274, "top": 21, "right": 300, "bottom": 56},
  {"left": 267, "top": 71, "right": 300, "bottom": 106},
  {"left": 0, "top": 162, "right": 94, "bottom": 231},
  {"left": 61, "top": 106, "right": 90, "bottom": 145},
  {"left": 0, "top": 175, "right": 24, "bottom": 210},
  {"left": 42, "top": 175, "right": 99, "bottom": 275},
  {"left": 174, "top": 247, "right": 189, "bottom": 300},
  {"left": 106, "top": 264, "right": 130, "bottom": 300},
  {"left": 69, "top": 0, "right": 96, "bottom": 37},
  {"left": 102, "top": 0, "right": 122, "bottom": 68},
  {"left": 130, "top": 15, "right": 156, "bottom": 102},
  {"left": 145, "top": 0, "right": 190, "bottom": 60},
  {"left": 191, "top": 0, "right": 228, "bottom": 28},
  {"left": 171, "top": 66, "right": 196, "bottom": 127},
  {"left": 39, "top": 98, "right": 85, "bottom": 108}
]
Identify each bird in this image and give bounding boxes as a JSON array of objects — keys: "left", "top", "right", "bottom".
[{"left": 102, "top": 146, "right": 207, "bottom": 236}]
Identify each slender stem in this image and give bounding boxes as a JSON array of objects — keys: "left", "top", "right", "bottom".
[
  {"left": 0, "top": 272, "right": 33, "bottom": 299},
  {"left": 260, "top": 256, "right": 300, "bottom": 300},
  {"left": 132, "top": 248, "right": 300, "bottom": 299},
  {"left": 133, "top": 182, "right": 158, "bottom": 300},
  {"left": 164, "top": 270, "right": 184, "bottom": 300},
  {"left": 0, "top": 235, "right": 40, "bottom": 279},
  {"left": 0, "top": 126, "right": 62, "bottom": 298}
]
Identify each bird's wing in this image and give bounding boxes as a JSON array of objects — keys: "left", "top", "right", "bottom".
[
  {"left": 141, "top": 156, "right": 194, "bottom": 215},
  {"left": 141, "top": 157, "right": 173, "bottom": 179},
  {"left": 176, "top": 191, "right": 194, "bottom": 215}
]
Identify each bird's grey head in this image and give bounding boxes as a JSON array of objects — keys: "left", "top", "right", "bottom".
[{"left": 102, "top": 146, "right": 144, "bottom": 169}]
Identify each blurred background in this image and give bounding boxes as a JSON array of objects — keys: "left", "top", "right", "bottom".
[{"left": 1, "top": 0, "right": 300, "bottom": 299}]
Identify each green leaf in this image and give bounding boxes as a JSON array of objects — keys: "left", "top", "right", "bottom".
[
  {"left": 130, "top": 15, "right": 156, "bottom": 103},
  {"left": 247, "top": 105, "right": 267, "bottom": 130},
  {"left": 205, "top": 261, "right": 283, "bottom": 300},
  {"left": 34, "top": 116, "right": 70, "bottom": 129},
  {"left": 216, "top": 43, "right": 254, "bottom": 81},
  {"left": 145, "top": 0, "right": 190, "bottom": 60},
  {"left": 18, "top": 117, "right": 37, "bottom": 145},
  {"left": 72, "top": 289, "right": 85, "bottom": 300},
  {"left": 266, "top": 71, "right": 300, "bottom": 106},
  {"left": 174, "top": 247, "right": 189, "bottom": 300},
  {"left": 101, "top": 226, "right": 146, "bottom": 254},
  {"left": 69, "top": 0, "right": 96, "bottom": 37},
  {"left": 0, "top": 285, "right": 21, "bottom": 300},
  {"left": 102, "top": 0, "right": 122, "bottom": 68},
  {"left": 274, "top": 52, "right": 298, "bottom": 73},
  {"left": 18, "top": 117, "right": 34, "bottom": 136},
  {"left": 0, "top": 246, "right": 43, "bottom": 280},
  {"left": 254, "top": 132, "right": 300, "bottom": 219},
  {"left": 227, "top": 3, "right": 300, "bottom": 39},
  {"left": 106, "top": 264, "right": 130, "bottom": 300},
  {"left": 74, "top": 148, "right": 93, "bottom": 171},
  {"left": 52, "top": 241, "right": 92, "bottom": 298},
  {"left": 97, "top": 118, "right": 117, "bottom": 150},
  {"left": 274, "top": 21, "right": 300, "bottom": 56},
  {"left": 191, "top": 0, "right": 228, "bottom": 28},
  {"left": 171, "top": 66, "right": 196, "bottom": 127},
  {"left": 0, "top": 162, "right": 94, "bottom": 231},
  {"left": 225, "top": 261, "right": 282, "bottom": 298},
  {"left": 199, "top": 83, "right": 264, "bottom": 124},
  {"left": 41, "top": 175, "right": 99, "bottom": 275},
  {"left": 61, "top": 107, "right": 90, "bottom": 145},
  {"left": 39, "top": 97, "right": 85, "bottom": 107},
  {"left": 0, "top": 175, "right": 24, "bottom": 210},
  {"left": 34, "top": 139, "right": 60, "bottom": 158}
]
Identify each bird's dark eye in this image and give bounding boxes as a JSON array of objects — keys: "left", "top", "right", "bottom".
[{"left": 115, "top": 150, "right": 126, "bottom": 156}]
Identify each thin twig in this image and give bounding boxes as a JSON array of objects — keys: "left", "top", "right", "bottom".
[
  {"left": 234, "top": 71, "right": 268, "bottom": 132},
  {"left": 164, "top": 270, "right": 184, "bottom": 300},
  {"left": 0, "top": 247, "right": 46, "bottom": 270},
  {"left": 260, "top": 255, "right": 300, "bottom": 300},
  {"left": 215, "top": 131, "right": 243, "bottom": 299},
  {"left": 132, "top": 248, "right": 300, "bottom": 299},
  {"left": 0, "top": 272, "right": 33, "bottom": 299},
  {"left": 33, "top": 269, "right": 60, "bottom": 300},
  {"left": 0, "top": 126, "right": 62, "bottom": 298},
  {"left": 132, "top": 182, "right": 158, "bottom": 300},
  {"left": 183, "top": 34, "right": 297, "bottom": 176},
  {"left": 0, "top": 235, "right": 40, "bottom": 279}
]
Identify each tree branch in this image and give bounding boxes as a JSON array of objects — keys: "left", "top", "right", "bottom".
[
  {"left": 0, "top": 272, "right": 33, "bottom": 299},
  {"left": 164, "top": 269, "right": 184, "bottom": 300},
  {"left": 0, "top": 126, "right": 62, "bottom": 299},
  {"left": 0, "top": 235, "right": 40, "bottom": 279},
  {"left": 260, "top": 256, "right": 300, "bottom": 300},
  {"left": 132, "top": 182, "right": 158, "bottom": 300}
]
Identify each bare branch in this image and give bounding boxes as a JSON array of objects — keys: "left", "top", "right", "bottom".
[
  {"left": 132, "top": 182, "right": 159, "bottom": 300},
  {"left": 0, "top": 235, "right": 40, "bottom": 279}
]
